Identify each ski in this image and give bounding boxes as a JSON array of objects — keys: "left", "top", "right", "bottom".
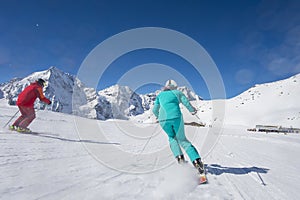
[
  {"left": 199, "top": 173, "right": 208, "bottom": 184},
  {"left": 198, "top": 164, "right": 208, "bottom": 185},
  {"left": 7, "top": 125, "right": 37, "bottom": 134},
  {"left": 8, "top": 130, "right": 38, "bottom": 135}
]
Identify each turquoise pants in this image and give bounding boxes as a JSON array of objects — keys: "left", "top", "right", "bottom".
[{"left": 160, "top": 117, "right": 200, "bottom": 162}]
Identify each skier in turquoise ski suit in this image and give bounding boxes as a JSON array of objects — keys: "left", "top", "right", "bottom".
[{"left": 152, "top": 80, "right": 204, "bottom": 172}]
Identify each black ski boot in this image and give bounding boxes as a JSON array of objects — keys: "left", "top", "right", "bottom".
[
  {"left": 193, "top": 158, "right": 204, "bottom": 174},
  {"left": 176, "top": 155, "right": 186, "bottom": 164}
]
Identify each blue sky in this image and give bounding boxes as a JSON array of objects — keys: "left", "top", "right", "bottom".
[{"left": 0, "top": 0, "right": 299, "bottom": 99}]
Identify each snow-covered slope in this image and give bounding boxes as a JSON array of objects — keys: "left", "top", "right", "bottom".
[
  {"left": 224, "top": 74, "right": 300, "bottom": 127},
  {"left": 140, "top": 73, "right": 300, "bottom": 128},
  {"left": 1, "top": 99, "right": 300, "bottom": 199}
]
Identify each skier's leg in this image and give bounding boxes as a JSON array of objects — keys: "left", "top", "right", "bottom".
[
  {"left": 160, "top": 119, "right": 183, "bottom": 158},
  {"left": 18, "top": 107, "right": 35, "bottom": 129},
  {"left": 173, "top": 117, "right": 200, "bottom": 162},
  {"left": 12, "top": 106, "right": 27, "bottom": 127}
]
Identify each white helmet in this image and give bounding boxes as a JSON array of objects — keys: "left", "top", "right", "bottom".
[{"left": 165, "top": 79, "right": 178, "bottom": 89}]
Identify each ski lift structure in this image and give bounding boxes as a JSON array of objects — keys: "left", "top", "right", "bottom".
[{"left": 248, "top": 125, "right": 300, "bottom": 134}]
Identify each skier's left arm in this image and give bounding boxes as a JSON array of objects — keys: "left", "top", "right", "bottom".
[
  {"left": 152, "top": 97, "right": 160, "bottom": 119},
  {"left": 179, "top": 92, "right": 196, "bottom": 114},
  {"left": 36, "top": 87, "right": 51, "bottom": 105}
]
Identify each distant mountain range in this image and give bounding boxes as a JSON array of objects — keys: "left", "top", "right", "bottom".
[
  {"left": 0, "top": 67, "right": 200, "bottom": 120},
  {"left": 1, "top": 66, "right": 299, "bottom": 127}
]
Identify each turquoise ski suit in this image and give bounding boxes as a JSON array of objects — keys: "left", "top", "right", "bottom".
[{"left": 152, "top": 89, "right": 201, "bottom": 162}]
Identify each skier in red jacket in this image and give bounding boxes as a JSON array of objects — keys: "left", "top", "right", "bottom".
[{"left": 10, "top": 78, "right": 51, "bottom": 132}]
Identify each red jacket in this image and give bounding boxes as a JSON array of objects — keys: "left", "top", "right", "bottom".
[{"left": 17, "top": 82, "right": 51, "bottom": 107}]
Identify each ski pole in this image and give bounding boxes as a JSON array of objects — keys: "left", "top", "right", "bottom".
[
  {"left": 139, "top": 131, "right": 155, "bottom": 155},
  {"left": 192, "top": 111, "right": 207, "bottom": 127},
  {"left": 3, "top": 110, "right": 19, "bottom": 128}
]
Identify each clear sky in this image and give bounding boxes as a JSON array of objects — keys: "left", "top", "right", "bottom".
[{"left": 0, "top": 0, "right": 299, "bottom": 99}]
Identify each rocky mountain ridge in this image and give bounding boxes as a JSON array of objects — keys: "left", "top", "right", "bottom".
[{"left": 0, "top": 67, "right": 200, "bottom": 120}]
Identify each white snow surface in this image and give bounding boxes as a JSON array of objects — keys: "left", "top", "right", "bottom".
[
  {"left": 1, "top": 82, "right": 300, "bottom": 200},
  {"left": 1, "top": 71, "right": 300, "bottom": 199}
]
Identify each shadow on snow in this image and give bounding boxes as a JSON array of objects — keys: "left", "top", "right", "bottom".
[
  {"left": 206, "top": 164, "right": 269, "bottom": 186},
  {"left": 206, "top": 164, "right": 269, "bottom": 176},
  {"left": 23, "top": 132, "right": 121, "bottom": 145}
]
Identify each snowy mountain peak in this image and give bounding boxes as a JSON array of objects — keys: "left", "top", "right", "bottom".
[
  {"left": 0, "top": 67, "right": 81, "bottom": 113},
  {"left": 177, "top": 86, "right": 202, "bottom": 101},
  {"left": 98, "top": 84, "right": 145, "bottom": 119},
  {"left": 0, "top": 67, "right": 154, "bottom": 120},
  {"left": 99, "top": 84, "right": 133, "bottom": 97},
  {"left": 48, "top": 66, "right": 60, "bottom": 72}
]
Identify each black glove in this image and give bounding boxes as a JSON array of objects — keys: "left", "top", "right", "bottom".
[{"left": 48, "top": 101, "right": 52, "bottom": 105}]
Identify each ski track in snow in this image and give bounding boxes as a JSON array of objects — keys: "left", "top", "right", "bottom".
[
  {"left": 1, "top": 105, "right": 300, "bottom": 199},
  {"left": 209, "top": 129, "right": 300, "bottom": 200}
]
